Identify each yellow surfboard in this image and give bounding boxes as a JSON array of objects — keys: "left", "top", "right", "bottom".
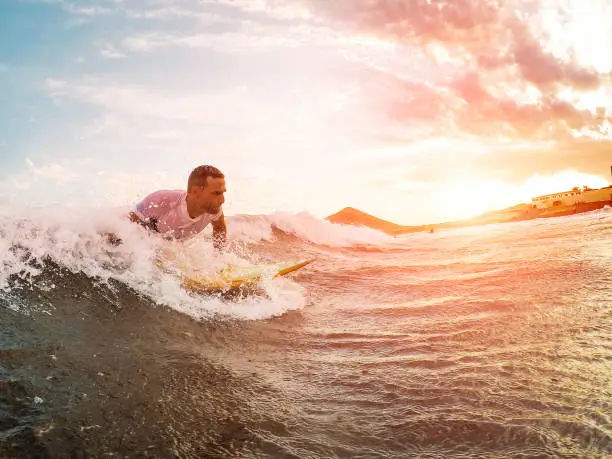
[{"left": 173, "top": 258, "right": 315, "bottom": 294}]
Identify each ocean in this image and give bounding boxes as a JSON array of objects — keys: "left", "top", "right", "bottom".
[{"left": 1, "top": 205, "right": 611, "bottom": 458}]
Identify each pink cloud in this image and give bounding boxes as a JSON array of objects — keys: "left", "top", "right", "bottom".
[
  {"left": 297, "top": 0, "right": 609, "bottom": 140},
  {"left": 508, "top": 19, "right": 600, "bottom": 92},
  {"left": 366, "top": 68, "right": 604, "bottom": 139}
]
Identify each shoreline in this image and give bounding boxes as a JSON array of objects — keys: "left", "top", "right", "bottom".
[{"left": 327, "top": 200, "right": 612, "bottom": 236}]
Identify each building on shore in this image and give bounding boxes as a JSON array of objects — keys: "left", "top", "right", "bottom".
[
  {"left": 531, "top": 186, "right": 612, "bottom": 209},
  {"left": 531, "top": 167, "right": 612, "bottom": 210}
]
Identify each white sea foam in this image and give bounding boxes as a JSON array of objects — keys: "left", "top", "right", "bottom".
[
  {"left": 0, "top": 204, "right": 322, "bottom": 321},
  {"left": 227, "top": 211, "right": 394, "bottom": 246}
]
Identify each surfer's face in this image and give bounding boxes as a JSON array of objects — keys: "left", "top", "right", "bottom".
[{"left": 193, "top": 177, "right": 226, "bottom": 214}]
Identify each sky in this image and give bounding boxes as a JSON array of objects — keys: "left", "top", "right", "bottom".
[{"left": 0, "top": 0, "right": 611, "bottom": 225}]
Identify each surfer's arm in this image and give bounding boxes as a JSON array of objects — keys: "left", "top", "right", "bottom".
[
  {"left": 128, "top": 211, "right": 146, "bottom": 226},
  {"left": 128, "top": 192, "right": 168, "bottom": 233},
  {"left": 211, "top": 213, "right": 227, "bottom": 251},
  {"left": 128, "top": 211, "right": 159, "bottom": 232},
  {"left": 99, "top": 212, "right": 146, "bottom": 247}
]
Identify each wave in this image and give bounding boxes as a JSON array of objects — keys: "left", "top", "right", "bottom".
[
  {"left": 0, "top": 206, "right": 347, "bottom": 321},
  {"left": 0, "top": 204, "right": 396, "bottom": 321},
  {"left": 226, "top": 211, "right": 394, "bottom": 247},
  {"left": 5, "top": 200, "right": 606, "bottom": 323}
]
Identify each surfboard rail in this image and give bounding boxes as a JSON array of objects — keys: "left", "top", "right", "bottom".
[{"left": 179, "top": 258, "right": 316, "bottom": 293}]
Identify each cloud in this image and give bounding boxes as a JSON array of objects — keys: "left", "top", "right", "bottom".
[
  {"left": 472, "top": 139, "right": 612, "bottom": 182},
  {"left": 120, "top": 29, "right": 302, "bottom": 53},
  {"left": 0, "top": 156, "right": 174, "bottom": 207},
  {"left": 124, "top": 6, "right": 204, "bottom": 20},
  {"left": 7, "top": 157, "right": 81, "bottom": 191},
  {"left": 38, "top": 70, "right": 376, "bottom": 173},
  {"left": 40, "top": 0, "right": 312, "bottom": 23},
  {"left": 359, "top": 137, "right": 611, "bottom": 219},
  {"left": 123, "top": 4, "right": 234, "bottom": 24},
  {"left": 42, "top": 77, "right": 280, "bottom": 124},
  {"left": 43, "top": 78, "right": 68, "bottom": 92},
  {"left": 26, "top": 0, "right": 115, "bottom": 15},
  {"left": 298, "top": 0, "right": 603, "bottom": 87},
  {"left": 292, "top": 0, "right": 611, "bottom": 140},
  {"left": 98, "top": 43, "right": 126, "bottom": 59},
  {"left": 363, "top": 68, "right": 606, "bottom": 140},
  {"left": 380, "top": 137, "right": 612, "bottom": 188},
  {"left": 509, "top": 22, "right": 600, "bottom": 92},
  {"left": 448, "top": 72, "right": 604, "bottom": 137},
  {"left": 295, "top": 0, "right": 505, "bottom": 55},
  {"left": 49, "top": 0, "right": 390, "bottom": 61},
  {"left": 119, "top": 20, "right": 375, "bottom": 55},
  {"left": 200, "top": 0, "right": 313, "bottom": 21},
  {"left": 61, "top": 3, "right": 113, "bottom": 16}
]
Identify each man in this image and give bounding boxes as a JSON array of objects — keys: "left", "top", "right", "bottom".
[{"left": 127, "top": 165, "right": 227, "bottom": 250}]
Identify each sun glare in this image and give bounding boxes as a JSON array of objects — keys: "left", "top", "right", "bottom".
[
  {"left": 419, "top": 170, "right": 610, "bottom": 223},
  {"left": 541, "top": 0, "right": 612, "bottom": 74},
  {"left": 428, "top": 178, "right": 522, "bottom": 221},
  {"left": 565, "top": 1, "right": 612, "bottom": 74},
  {"left": 520, "top": 170, "right": 610, "bottom": 200}
]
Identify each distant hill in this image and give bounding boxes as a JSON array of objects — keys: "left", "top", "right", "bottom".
[
  {"left": 325, "top": 201, "right": 599, "bottom": 235},
  {"left": 327, "top": 183, "right": 612, "bottom": 235},
  {"left": 325, "top": 207, "right": 420, "bottom": 235}
]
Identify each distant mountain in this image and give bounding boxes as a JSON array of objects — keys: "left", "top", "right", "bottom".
[
  {"left": 327, "top": 189, "right": 611, "bottom": 235},
  {"left": 325, "top": 207, "right": 419, "bottom": 235},
  {"left": 325, "top": 202, "right": 561, "bottom": 235}
]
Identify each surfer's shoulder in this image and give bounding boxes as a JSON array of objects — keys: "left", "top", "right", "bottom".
[{"left": 142, "top": 189, "right": 184, "bottom": 205}]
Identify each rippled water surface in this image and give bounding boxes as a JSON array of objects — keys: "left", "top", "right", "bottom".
[{"left": 1, "top": 207, "right": 611, "bottom": 457}]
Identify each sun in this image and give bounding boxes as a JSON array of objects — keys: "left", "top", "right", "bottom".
[
  {"left": 423, "top": 170, "right": 610, "bottom": 223},
  {"left": 427, "top": 178, "right": 524, "bottom": 221}
]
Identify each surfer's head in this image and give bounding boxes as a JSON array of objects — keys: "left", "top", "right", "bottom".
[{"left": 187, "top": 165, "right": 226, "bottom": 215}]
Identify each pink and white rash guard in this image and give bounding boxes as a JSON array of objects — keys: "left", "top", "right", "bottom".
[{"left": 132, "top": 190, "right": 223, "bottom": 241}]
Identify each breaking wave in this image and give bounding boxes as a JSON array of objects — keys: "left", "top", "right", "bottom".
[{"left": 0, "top": 205, "right": 394, "bottom": 322}]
